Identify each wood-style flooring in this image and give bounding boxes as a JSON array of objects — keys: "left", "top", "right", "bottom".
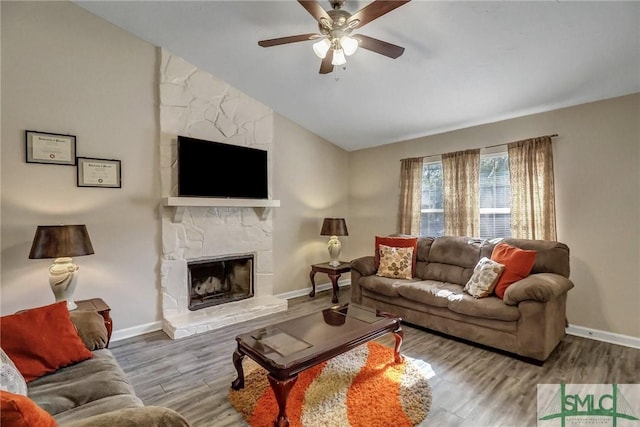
[{"left": 110, "top": 287, "right": 640, "bottom": 427}]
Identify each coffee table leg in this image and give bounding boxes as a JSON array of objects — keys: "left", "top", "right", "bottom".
[
  {"left": 393, "top": 325, "right": 404, "bottom": 363},
  {"left": 231, "top": 350, "right": 245, "bottom": 390},
  {"left": 267, "top": 374, "right": 298, "bottom": 427}
]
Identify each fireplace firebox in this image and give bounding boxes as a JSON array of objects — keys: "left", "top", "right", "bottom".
[{"left": 188, "top": 254, "right": 254, "bottom": 311}]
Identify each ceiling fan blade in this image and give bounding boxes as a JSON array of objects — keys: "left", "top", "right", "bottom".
[
  {"left": 353, "top": 34, "right": 405, "bottom": 59},
  {"left": 348, "top": 0, "right": 411, "bottom": 29},
  {"left": 298, "top": 0, "right": 332, "bottom": 24},
  {"left": 258, "top": 33, "right": 321, "bottom": 48},
  {"left": 319, "top": 50, "right": 334, "bottom": 74}
]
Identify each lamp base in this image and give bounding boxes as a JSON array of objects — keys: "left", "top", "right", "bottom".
[
  {"left": 327, "top": 235, "right": 342, "bottom": 267},
  {"left": 49, "top": 257, "right": 79, "bottom": 311}
]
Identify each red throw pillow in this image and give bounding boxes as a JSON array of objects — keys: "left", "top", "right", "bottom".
[
  {"left": 491, "top": 243, "right": 537, "bottom": 299},
  {"left": 0, "top": 391, "right": 57, "bottom": 427},
  {"left": 374, "top": 236, "right": 418, "bottom": 276},
  {"left": 0, "top": 301, "right": 93, "bottom": 382}
]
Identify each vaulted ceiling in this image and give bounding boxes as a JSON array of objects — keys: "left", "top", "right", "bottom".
[{"left": 75, "top": 1, "right": 640, "bottom": 151}]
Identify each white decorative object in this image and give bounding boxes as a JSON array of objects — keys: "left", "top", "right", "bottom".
[
  {"left": 327, "top": 236, "right": 342, "bottom": 267},
  {"left": 48, "top": 258, "right": 79, "bottom": 310}
]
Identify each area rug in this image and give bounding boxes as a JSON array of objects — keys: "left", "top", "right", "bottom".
[{"left": 229, "top": 341, "right": 432, "bottom": 427}]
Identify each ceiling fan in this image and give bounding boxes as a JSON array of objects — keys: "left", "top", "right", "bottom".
[{"left": 258, "top": 0, "right": 411, "bottom": 74}]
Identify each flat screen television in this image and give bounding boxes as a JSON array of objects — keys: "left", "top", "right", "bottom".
[{"left": 177, "top": 136, "right": 268, "bottom": 199}]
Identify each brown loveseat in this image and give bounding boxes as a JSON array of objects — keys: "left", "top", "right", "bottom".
[
  {"left": 27, "top": 311, "right": 190, "bottom": 427},
  {"left": 350, "top": 236, "right": 574, "bottom": 361}
]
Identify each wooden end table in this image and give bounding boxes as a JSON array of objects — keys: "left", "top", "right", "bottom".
[
  {"left": 309, "top": 262, "right": 350, "bottom": 304},
  {"left": 74, "top": 298, "right": 112, "bottom": 347}
]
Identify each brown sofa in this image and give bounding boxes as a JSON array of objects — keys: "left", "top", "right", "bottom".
[
  {"left": 350, "top": 236, "right": 574, "bottom": 361},
  {"left": 27, "top": 311, "right": 190, "bottom": 427}
]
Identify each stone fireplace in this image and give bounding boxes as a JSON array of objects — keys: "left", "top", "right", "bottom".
[{"left": 158, "top": 49, "right": 287, "bottom": 339}]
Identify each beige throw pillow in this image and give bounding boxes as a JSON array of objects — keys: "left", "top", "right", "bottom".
[
  {"left": 464, "top": 257, "right": 505, "bottom": 298},
  {"left": 376, "top": 244, "right": 414, "bottom": 280}
]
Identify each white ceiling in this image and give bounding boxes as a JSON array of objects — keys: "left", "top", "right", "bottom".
[{"left": 75, "top": 1, "right": 640, "bottom": 151}]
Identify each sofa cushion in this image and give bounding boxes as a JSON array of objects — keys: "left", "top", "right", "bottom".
[
  {"left": 464, "top": 257, "right": 505, "bottom": 298},
  {"left": 0, "top": 391, "right": 57, "bottom": 427},
  {"left": 491, "top": 243, "right": 536, "bottom": 299},
  {"left": 28, "top": 349, "right": 142, "bottom": 419},
  {"left": 359, "top": 275, "right": 415, "bottom": 297},
  {"left": 0, "top": 348, "right": 27, "bottom": 396},
  {"left": 396, "top": 281, "right": 464, "bottom": 308},
  {"left": 421, "top": 236, "right": 482, "bottom": 285},
  {"left": 374, "top": 236, "right": 418, "bottom": 276},
  {"left": 0, "top": 302, "right": 93, "bottom": 382},
  {"left": 70, "top": 310, "right": 108, "bottom": 351},
  {"left": 376, "top": 244, "right": 414, "bottom": 279},
  {"left": 447, "top": 293, "right": 520, "bottom": 322}
]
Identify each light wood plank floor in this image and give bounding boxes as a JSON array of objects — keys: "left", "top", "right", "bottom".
[{"left": 110, "top": 287, "right": 640, "bottom": 427}]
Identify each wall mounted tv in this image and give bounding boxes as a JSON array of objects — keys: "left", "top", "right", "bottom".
[{"left": 177, "top": 136, "right": 268, "bottom": 199}]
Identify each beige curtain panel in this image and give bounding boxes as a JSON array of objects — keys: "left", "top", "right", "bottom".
[
  {"left": 398, "top": 157, "right": 423, "bottom": 235},
  {"left": 442, "top": 149, "right": 480, "bottom": 236},
  {"left": 508, "top": 136, "right": 557, "bottom": 240}
]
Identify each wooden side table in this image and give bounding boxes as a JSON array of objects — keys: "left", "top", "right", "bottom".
[
  {"left": 74, "top": 298, "right": 112, "bottom": 348},
  {"left": 309, "top": 262, "right": 351, "bottom": 304}
]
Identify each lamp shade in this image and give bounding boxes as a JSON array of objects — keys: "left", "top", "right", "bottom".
[
  {"left": 320, "top": 218, "right": 348, "bottom": 237},
  {"left": 29, "top": 225, "right": 94, "bottom": 259}
]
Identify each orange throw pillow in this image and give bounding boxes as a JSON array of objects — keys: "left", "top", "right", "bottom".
[
  {"left": 0, "top": 391, "right": 57, "bottom": 427},
  {"left": 491, "top": 243, "right": 537, "bottom": 299},
  {"left": 0, "top": 302, "right": 93, "bottom": 382},
  {"left": 374, "top": 236, "right": 418, "bottom": 276}
]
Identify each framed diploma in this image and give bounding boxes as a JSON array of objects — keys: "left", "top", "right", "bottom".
[
  {"left": 77, "top": 157, "right": 122, "bottom": 188},
  {"left": 25, "top": 130, "right": 76, "bottom": 165}
]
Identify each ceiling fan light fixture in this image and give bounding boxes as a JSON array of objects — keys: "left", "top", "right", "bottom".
[
  {"left": 313, "top": 38, "right": 331, "bottom": 59},
  {"left": 341, "top": 36, "right": 358, "bottom": 56},
  {"left": 332, "top": 48, "right": 347, "bottom": 66}
]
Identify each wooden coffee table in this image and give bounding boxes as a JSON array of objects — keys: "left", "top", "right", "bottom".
[{"left": 231, "top": 303, "right": 403, "bottom": 427}]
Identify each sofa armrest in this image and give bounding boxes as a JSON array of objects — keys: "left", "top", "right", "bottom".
[
  {"left": 351, "top": 256, "right": 376, "bottom": 277},
  {"left": 62, "top": 406, "right": 190, "bottom": 427},
  {"left": 503, "top": 273, "right": 574, "bottom": 306},
  {"left": 69, "top": 311, "right": 108, "bottom": 351}
]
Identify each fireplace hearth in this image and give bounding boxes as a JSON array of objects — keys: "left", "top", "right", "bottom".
[{"left": 188, "top": 254, "right": 254, "bottom": 311}]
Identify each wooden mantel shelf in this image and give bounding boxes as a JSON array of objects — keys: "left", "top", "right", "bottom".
[{"left": 162, "top": 197, "right": 280, "bottom": 222}]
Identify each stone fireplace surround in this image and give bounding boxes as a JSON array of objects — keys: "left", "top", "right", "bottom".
[{"left": 159, "top": 49, "right": 287, "bottom": 339}]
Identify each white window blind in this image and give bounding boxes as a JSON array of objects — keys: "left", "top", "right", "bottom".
[
  {"left": 479, "top": 151, "right": 510, "bottom": 238},
  {"left": 419, "top": 151, "right": 511, "bottom": 238}
]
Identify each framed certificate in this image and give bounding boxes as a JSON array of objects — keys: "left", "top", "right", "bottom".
[
  {"left": 25, "top": 131, "right": 76, "bottom": 165},
  {"left": 77, "top": 157, "right": 122, "bottom": 188}
]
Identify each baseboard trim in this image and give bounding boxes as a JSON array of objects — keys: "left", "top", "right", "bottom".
[
  {"left": 111, "top": 321, "right": 162, "bottom": 343},
  {"left": 276, "top": 280, "right": 350, "bottom": 301},
  {"left": 111, "top": 282, "right": 350, "bottom": 342},
  {"left": 566, "top": 325, "right": 640, "bottom": 349}
]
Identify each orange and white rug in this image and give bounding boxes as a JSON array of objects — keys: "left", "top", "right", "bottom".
[{"left": 229, "top": 341, "right": 432, "bottom": 427}]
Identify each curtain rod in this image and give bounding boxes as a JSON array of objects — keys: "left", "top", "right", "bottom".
[
  {"left": 482, "top": 133, "right": 559, "bottom": 150},
  {"left": 401, "top": 133, "right": 560, "bottom": 161}
]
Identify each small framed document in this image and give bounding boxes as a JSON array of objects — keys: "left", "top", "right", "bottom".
[
  {"left": 77, "top": 157, "right": 121, "bottom": 188},
  {"left": 25, "top": 130, "right": 76, "bottom": 165}
]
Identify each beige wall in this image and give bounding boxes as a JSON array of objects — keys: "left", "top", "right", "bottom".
[
  {"left": 0, "top": 1, "right": 348, "bottom": 332},
  {"left": 1, "top": 1, "right": 160, "bottom": 330},
  {"left": 349, "top": 93, "right": 640, "bottom": 338},
  {"left": 273, "top": 115, "right": 350, "bottom": 294}
]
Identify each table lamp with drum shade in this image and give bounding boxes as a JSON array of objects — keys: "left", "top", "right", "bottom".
[
  {"left": 29, "top": 225, "right": 94, "bottom": 310},
  {"left": 320, "top": 218, "right": 348, "bottom": 267}
]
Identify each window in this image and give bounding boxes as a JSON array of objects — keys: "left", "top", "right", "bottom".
[
  {"left": 420, "top": 151, "right": 511, "bottom": 238},
  {"left": 479, "top": 152, "right": 510, "bottom": 238},
  {"left": 420, "top": 160, "right": 444, "bottom": 237}
]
